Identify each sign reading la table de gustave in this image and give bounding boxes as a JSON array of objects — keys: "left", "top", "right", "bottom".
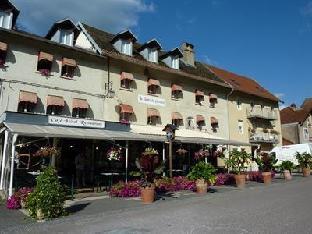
[
  {"left": 48, "top": 116, "right": 105, "bottom": 129},
  {"left": 138, "top": 94, "right": 166, "bottom": 107}
]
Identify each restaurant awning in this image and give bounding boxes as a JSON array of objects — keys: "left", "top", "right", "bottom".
[
  {"left": 120, "top": 104, "right": 134, "bottom": 114},
  {"left": 0, "top": 42, "right": 8, "bottom": 52},
  {"left": 62, "top": 57, "right": 77, "bottom": 67},
  {"left": 121, "top": 72, "right": 134, "bottom": 81},
  {"left": 147, "top": 79, "right": 160, "bottom": 87},
  {"left": 19, "top": 91, "right": 38, "bottom": 104},
  {"left": 72, "top": 98, "right": 89, "bottom": 109},
  {"left": 172, "top": 112, "right": 183, "bottom": 120},
  {"left": 147, "top": 108, "right": 160, "bottom": 117},
  {"left": 172, "top": 84, "right": 182, "bottom": 92},
  {"left": 38, "top": 51, "right": 53, "bottom": 62},
  {"left": 47, "top": 95, "right": 65, "bottom": 107}
]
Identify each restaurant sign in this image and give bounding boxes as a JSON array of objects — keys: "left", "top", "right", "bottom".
[
  {"left": 48, "top": 116, "right": 105, "bottom": 129},
  {"left": 138, "top": 94, "right": 166, "bottom": 107}
]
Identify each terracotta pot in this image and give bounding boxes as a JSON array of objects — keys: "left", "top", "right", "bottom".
[
  {"left": 36, "top": 209, "right": 44, "bottom": 220},
  {"left": 196, "top": 179, "right": 207, "bottom": 194},
  {"left": 141, "top": 186, "right": 155, "bottom": 204},
  {"left": 303, "top": 168, "right": 311, "bottom": 177},
  {"left": 283, "top": 170, "right": 292, "bottom": 181},
  {"left": 262, "top": 172, "right": 272, "bottom": 185},
  {"left": 235, "top": 174, "right": 246, "bottom": 188}
]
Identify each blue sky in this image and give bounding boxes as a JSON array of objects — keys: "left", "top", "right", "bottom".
[{"left": 12, "top": 0, "right": 312, "bottom": 107}]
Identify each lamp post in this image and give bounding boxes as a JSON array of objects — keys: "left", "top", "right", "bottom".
[{"left": 163, "top": 124, "right": 176, "bottom": 178}]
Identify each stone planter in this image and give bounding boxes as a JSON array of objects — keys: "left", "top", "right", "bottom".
[
  {"left": 303, "top": 168, "right": 310, "bottom": 177},
  {"left": 141, "top": 186, "right": 155, "bottom": 204},
  {"left": 283, "top": 170, "right": 292, "bottom": 181},
  {"left": 262, "top": 172, "right": 272, "bottom": 185},
  {"left": 235, "top": 174, "right": 246, "bottom": 188},
  {"left": 196, "top": 179, "right": 207, "bottom": 194}
]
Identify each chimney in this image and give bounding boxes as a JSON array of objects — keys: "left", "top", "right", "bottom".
[
  {"left": 290, "top": 103, "right": 297, "bottom": 110},
  {"left": 181, "top": 42, "right": 195, "bottom": 67}
]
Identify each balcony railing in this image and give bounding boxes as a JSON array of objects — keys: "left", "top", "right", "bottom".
[
  {"left": 246, "top": 108, "right": 277, "bottom": 120},
  {"left": 249, "top": 132, "right": 279, "bottom": 144}
]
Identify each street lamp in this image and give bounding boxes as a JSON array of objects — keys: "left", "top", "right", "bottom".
[{"left": 162, "top": 124, "right": 177, "bottom": 178}]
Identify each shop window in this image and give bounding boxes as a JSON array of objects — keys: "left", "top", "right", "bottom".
[
  {"left": 47, "top": 106, "right": 63, "bottom": 115},
  {"left": 72, "top": 108, "right": 87, "bottom": 118},
  {"left": 18, "top": 102, "right": 34, "bottom": 113},
  {"left": 61, "top": 65, "right": 76, "bottom": 78}
]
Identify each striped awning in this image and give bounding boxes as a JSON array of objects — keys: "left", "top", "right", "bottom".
[
  {"left": 211, "top": 117, "right": 218, "bottom": 125},
  {"left": 196, "top": 115, "right": 205, "bottom": 123},
  {"left": 172, "top": 84, "right": 182, "bottom": 92},
  {"left": 172, "top": 112, "right": 183, "bottom": 120},
  {"left": 19, "top": 91, "right": 37, "bottom": 104},
  {"left": 73, "top": 98, "right": 89, "bottom": 109},
  {"left": 120, "top": 104, "right": 134, "bottom": 114},
  {"left": 0, "top": 42, "right": 8, "bottom": 51},
  {"left": 147, "top": 79, "right": 160, "bottom": 87},
  {"left": 209, "top": 93, "right": 218, "bottom": 100},
  {"left": 121, "top": 72, "right": 134, "bottom": 81},
  {"left": 47, "top": 95, "right": 65, "bottom": 106},
  {"left": 195, "top": 89, "right": 204, "bottom": 97},
  {"left": 62, "top": 57, "right": 77, "bottom": 67},
  {"left": 147, "top": 108, "right": 160, "bottom": 117},
  {"left": 38, "top": 51, "right": 53, "bottom": 62}
]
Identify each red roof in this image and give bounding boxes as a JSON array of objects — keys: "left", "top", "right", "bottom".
[
  {"left": 206, "top": 65, "right": 279, "bottom": 102},
  {"left": 280, "top": 107, "right": 309, "bottom": 124}
]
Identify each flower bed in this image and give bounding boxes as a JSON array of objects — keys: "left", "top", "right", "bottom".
[
  {"left": 214, "top": 173, "right": 235, "bottom": 186},
  {"left": 155, "top": 176, "right": 196, "bottom": 193},
  {"left": 6, "top": 187, "right": 33, "bottom": 209},
  {"left": 109, "top": 180, "right": 141, "bottom": 197},
  {"left": 247, "top": 171, "right": 275, "bottom": 183}
]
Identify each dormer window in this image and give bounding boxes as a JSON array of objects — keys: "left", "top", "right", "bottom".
[
  {"left": 147, "top": 48, "right": 157, "bottom": 62},
  {"left": 0, "top": 11, "right": 12, "bottom": 29},
  {"left": 138, "top": 39, "right": 161, "bottom": 63},
  {"left": 171, "top": 56, "right": 179, "bottom": 69},
  {"left": 60, "top": 30, "right": 73, "bottom": 46},
  {"left": 121, "top": 40, "right": 132, "bottom": 55}
]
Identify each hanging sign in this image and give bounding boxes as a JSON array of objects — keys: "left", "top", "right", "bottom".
[
  {"left": 138, "top": 94, "right": 166, "bottom": 107},
  {"left": 48, "top": 116, "right": 105, "bottom": 129}
]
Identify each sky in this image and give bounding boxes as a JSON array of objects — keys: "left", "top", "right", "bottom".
[{"left": 11, "top": 0, "right": 312, "bottom": 108}]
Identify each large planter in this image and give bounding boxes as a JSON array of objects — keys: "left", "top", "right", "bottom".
[
  {"left": 196, "top": 179, "right": 207, "bottom": 194},
  {"left": 283, "top": 170, "right": 292, "bottom": 181},
  {"left": 141, "top": 186, "right": 155, "bottom": 204},
  {"left": 303, "top": 168, "right": 311, "bottom": 177},
  {"left": 262, "top": 172, "right": 272, "bottom": 185},
  {"left": 235, "top": 174, "right": 246, "bottom": 188}
]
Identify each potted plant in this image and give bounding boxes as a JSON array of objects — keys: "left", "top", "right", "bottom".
[
  {"left": 187, "top": 161, "right": 216, "bottom": 194},
  {"left": 27, "top": 167, "right": 66, "bottom": 220},
  {"left": 295, "top": 152, "right": 312, "bottom": 177},
  {"left": 255, "top": 152, "right": 277, "bottom": 185},
  {"left": 279, "top": 161, "right": 294, "bottom": 181},
  {"left": 225, "top": 149, "right": 251, "bottom": 188},
  {"left": 136, "top": 147, "right": 163, "bottom": 204}
]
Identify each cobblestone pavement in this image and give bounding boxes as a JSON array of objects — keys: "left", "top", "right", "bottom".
[{"left": 1, "top": 176, "right": 312, "bottom": 234}]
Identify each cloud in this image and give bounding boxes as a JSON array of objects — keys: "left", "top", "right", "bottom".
[
  {"left": 11, "top": 0, "right": 155, "bottom": 36},
  {"left": 201, "top": 55, "right": 218, "bottom": 66},
  {"left": 274, "top": 93, "right": 285, "bottom": 99},
  {"left": 301, "top": 2, "right": 312, "bottom": 16}
]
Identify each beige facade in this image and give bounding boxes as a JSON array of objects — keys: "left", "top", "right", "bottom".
[{"left": 282, "top": 115, "right": 312, "bottom": 144}]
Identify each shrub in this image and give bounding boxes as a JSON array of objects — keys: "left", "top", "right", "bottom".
[
  {"left": 279, "top": 161, "right": 295, "bottom": 172},
  {"left": 27, "top": 167, "right": 66, "bottom": 219},
  {"left": 187, "top": 162, "right": 216, "bottom": 184},
  {"left": 225, "top": 149, "right": 251, "bottom": 174},
  {"left": 295, "top": 152, "right": 312, "bottom": 168},
  {"left": 109, "top": 180, "right": 141, "bottom": 197},
  {"left": 255, "top": 152, "right": 278, "bottom": 172}
]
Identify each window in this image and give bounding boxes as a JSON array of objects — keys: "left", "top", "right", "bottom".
[
  {"left": 238, "top": 120, "right": 244, "bottom": 134},
  {"left": 171, "top": 84, "right": 182, "bottom": 99},
  {"left": 209, "top": 94, "right": 218, "bottom": 108},
  {"left": 236, "top": 100, "right": 242, "bottom": 110},
  {"left": 186, "top": 117, "right": 195, "bottom": 129},
  {"left": 0, "top": 11, "right": 12, "bottom": 29},
  {"left": 147, "top": 48, "right": 157, "bottom": 62},
  {"left": 120, "top": 112, "right": 131, "bottom": 124},
  {"left": 61, "top": 65, "right": 75, "bottom": 78},
  {"left": 0, "top": 43, "right": 7, "bottom": 66},
  {"left": 47, "top": 106, "right": 62, "bottom": 115},
  {"left": 172, "top": 119, "right": 183, "bottom": 127},
  {"left": 303, "top": 128, "right": 309, "bottom": 140},
  {"left": 196, "top": 95, "right": 204, "bottom": 104},
  {"left": 147, "top": 116, "right": 159, "bottom": 125},
  {"left": 121, "top": 79, "right": 131, "bottom": 89},
  {"left": 60, "top": 30, "right": 73, "bottom": 46},
  {"left": 37, "top": 52, "right": 53, "bottom": 76},
  {"left": 148, "top": 85, "right": 158, "bottom": 94},
  {"left": 171, "top": 56, "right": 179, "bottom": 69},
  {"left": 121, "top": 40, "right": 132, "bottom": 55},
  {"left": 72, "top": 108, "right": 87, "bottom": 118},
  {"left": 18, "top": 102, "right": 34, "bottom": 113}
]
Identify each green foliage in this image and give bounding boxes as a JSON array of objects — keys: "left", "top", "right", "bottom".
[
  {"left": 279, "top": 160, "right": 295, "bottom": 172},
  {"left": 295, "top": 152, "right": 312, "bottom": 168},
  {"left": 187, "top": 161, "right": 217, "bottom": 184},
  {"left": 255, "top": 152, "right": 278, "bottom": 172},
  {"left": 27, "top": 167, "right": 66, "bottom": 219},
  {"left": 225, "top": 149, "right": 251, "bottom": 174}
]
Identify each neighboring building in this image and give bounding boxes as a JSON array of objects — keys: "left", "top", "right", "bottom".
[
  {"left": 281, "top": 103, "right": 312, "bottom": 145},
  {"left": 207, "top": 65, "right": 282, "bottom": 153}
]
